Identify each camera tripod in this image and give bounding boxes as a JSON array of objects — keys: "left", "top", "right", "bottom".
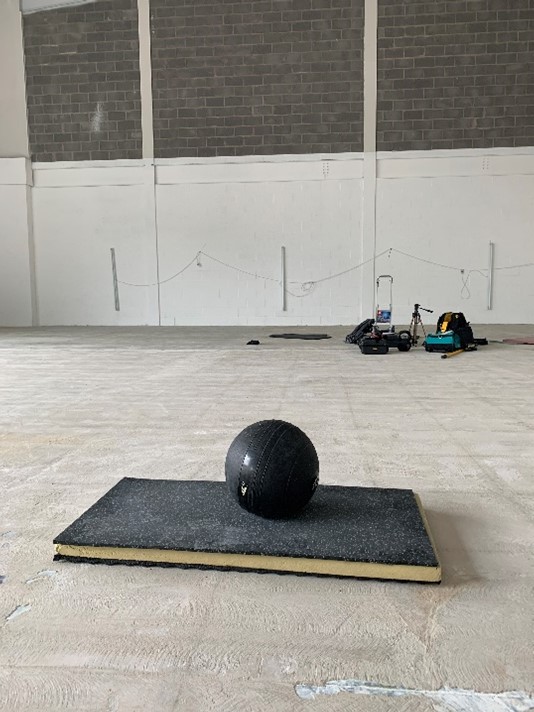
[{"left": 409, "top": 303, "right": 433, "bottom": 346}]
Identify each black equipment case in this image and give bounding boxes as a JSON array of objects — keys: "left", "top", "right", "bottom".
[{"left": 359, "top": 337, "right": 389, "bottom": 355}]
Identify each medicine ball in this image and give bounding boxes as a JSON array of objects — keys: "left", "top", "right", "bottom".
[{"left": 225, "top": 419, "right": 319, "bottom": 519}]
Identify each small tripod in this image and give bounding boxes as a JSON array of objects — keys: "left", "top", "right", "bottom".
[{"left": 409, "top": 303, "right": 433, "bottom": 346}]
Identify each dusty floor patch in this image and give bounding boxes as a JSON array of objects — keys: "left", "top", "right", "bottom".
[
  {"left": 295, "top": 679, "right": 534, "bottom": 711},
  {"left": 5, "top": 604, "right": 32, "bottom": 623},
  {"left": 26, "top": 570, "right": 57, "bottom": 584}
]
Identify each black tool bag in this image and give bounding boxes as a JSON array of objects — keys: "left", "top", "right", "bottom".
[
  {"left": 359, "top": 337, "right": 389, "bottom": 355},
  {"left": 345, "top": 318, "right": 375, "bottom": 344},
  {"left": 435, "top": 312, "right": 474, "bottom": 349}
]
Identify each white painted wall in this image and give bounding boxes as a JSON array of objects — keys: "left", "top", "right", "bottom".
[
  {"left": 0, "top": 159, "right": 34, "bottom": 326},
  {"left": 31, "top": 163, "right": 159, "bottom": 325},
  {"left": 0, "top": 0, "right": 29, "bottom": 158},
  {"left": 0, "top": 4, "right": 35, "bottom": 327},
  {"left": 155, "top": 157, "right": 363, "bottom": 325},
  {"left": 28, "top": 156, "right": 364, "bottom": 326},
  {"left": 376, "top": 150, "right": 534, "bottom": 324},
  {"left": 376, "top": 176, "right": 534, "bottom": 325},
  {"left": 2, "top": 149, "right": 533, "bottom": 326}
]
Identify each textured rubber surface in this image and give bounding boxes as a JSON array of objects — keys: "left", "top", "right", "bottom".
[{"left": 54, "top": 479, "right": 440, "bottom": 581}]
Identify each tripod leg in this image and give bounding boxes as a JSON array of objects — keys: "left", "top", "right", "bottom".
[
  {"left": 412, "top": 318, "right": 418, "bottom": 345},
  {"left": 419, "top": 317, "right": 426, "bottom": 338}
]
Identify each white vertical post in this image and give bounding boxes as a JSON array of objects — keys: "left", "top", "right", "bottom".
[
  {"left": 137, "top": 0, "right": 161, "bottom": 324},
  {"left": 281, "top": 246, "right": 287, "bottom": 311},
  {"left": 25, "top": 177, "right": 39, "bottom": 326},
  {"left": 487, "top": 241, "right": 495, "bottom": 310},
  {"left": 0, "top": 1, "right": 37, "bottom": 326},
  {"left": 110, "top": 248, "right": 120, "bottom": 311},
  {"left": 137, "top": 0, "right": 154, "bottom": 160},
  {"left": 361, "top": 0, "right": 379, "bottom": 321}
]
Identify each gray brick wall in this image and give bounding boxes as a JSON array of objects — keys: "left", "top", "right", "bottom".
[
  {"left": 23, "top": 0, "right": 142, "bottom": 162},
  {"left": 377, "top": 0, "right": 534, "bottom": 151},
  {"left": 151, "top": 0, "right": 364, "bottom": 158}
]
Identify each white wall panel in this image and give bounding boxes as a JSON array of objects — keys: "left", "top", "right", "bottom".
[
  {"left": 0, "top": 186, "right": 33, "bottom": 325},
  {"left": 33, "top": 161, "right": 153, "bottom": 188},
  {"left": 376, "top": 174, "right": 534, "bottom": 324},
  {"left": 32, "top": 184, "right": 159, "bottom": 325},
  {"left": 156, "top": 156, "right": 363, "bottom": 185},
  {"left": 0, "top": 158, "right": 33, "bottom": 326},
  {"left": 156, "top": 178, "right": 363, "bottom": 325},
  {"left": 3, "top": 151, "right": 532, "bottom": 326},
  {"left": 378, "top": 150, "right": 534, "bottom": 179}
]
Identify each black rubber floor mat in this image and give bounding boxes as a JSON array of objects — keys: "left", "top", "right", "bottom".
[
  {"left": 54, "top": 479, "right": 440, "bottom": 583},
  {"left": 269, "top": 334, "right": 331, "bottom": 340}
]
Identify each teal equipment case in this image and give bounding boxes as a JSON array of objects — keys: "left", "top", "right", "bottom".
[{"left": 424, "top": 331, "right": 461, "bottom": 352}]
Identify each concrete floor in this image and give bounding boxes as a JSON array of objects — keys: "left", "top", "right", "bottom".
[{"left": 1, "top": 325, "right": 533, "bottom": 712}]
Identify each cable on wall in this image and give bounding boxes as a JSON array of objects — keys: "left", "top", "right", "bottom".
[
  {"left": 389, "top": 248, "right": 534, "bottom": 274},
  {"left": 114, "top": 246, "right": 534, "bottom": 302},
  {"left": 116, "top": 248, "right": 394, "bottom": 293},
  {"left": 388, "top": 248, "right": 534, "bottom": 301},
  {"left": 118, "top": 253, "right": 199, "bottom": 287},
  {"left": 285, "top": 249, "right": 393, "bottom": 297},
  {"left": 200, "top": 252, "right": 279, "bottom": 282}
]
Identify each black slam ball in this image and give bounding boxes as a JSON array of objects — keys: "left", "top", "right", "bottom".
[{"left": 225, "top": 420, "right": 319, "bottom": 519}]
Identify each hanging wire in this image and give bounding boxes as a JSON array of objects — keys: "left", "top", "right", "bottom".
[
  {"left": 117, "top": 247, "right": 393, "bottom": 291},
  {"left": 285, "top": 281, "right": 317, "bottom": 298},
  {"left": 460, "top": 270, "right": 471, "bottom": 300},
  {"left": 118, "top": 253, "right": 200, "bottom": 287},
  {"left": 116, "top": 245, "right": 534, "bottom": 296},
  {"left": 298, "top": 248, "right": 393, "bottom": 286},
  {"left": 494, "top": 262, "right": 534, "bottom": 271},
  {"left": 390, "top": 248, "right": 534, "bottom": 274},
  {"left": 459, "top": 269, "right": 489, "bottom": 300},
  {"left": 390, "top": 248, "right": 463, "bottom": 272},
  {"left": 389, "top": 248, "right": 534, "bottom": 300},
  {"left": 284, "top": 248, "right": 393, "bottom": 297},
  {"left": 200, "top": 252, "right": 279, "bottom": 282}
]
